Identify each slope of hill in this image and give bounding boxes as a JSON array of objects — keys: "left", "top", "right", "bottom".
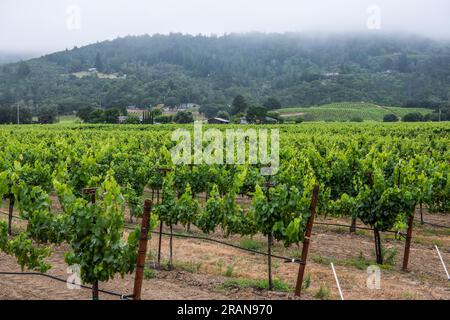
[
  {"left": 278, "top": 102, "right": 432, "bottom": 122},
  {"left": 0, "top": 33, "right": 449, "bottom": 113}
]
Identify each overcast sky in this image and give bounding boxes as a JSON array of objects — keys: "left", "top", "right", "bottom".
[{"left": 1, "top": 0, "right": 450, "bottom": 54}]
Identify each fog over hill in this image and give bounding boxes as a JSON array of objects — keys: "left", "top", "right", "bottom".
[
  {"left": 1, "top": 0, "right": 450, "bottom": 53},
  {"left": 0, "top": 32, "right": 449, "bottom": 113}
]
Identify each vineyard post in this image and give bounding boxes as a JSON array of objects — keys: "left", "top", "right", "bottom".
[
  {"left": 294, "top": 184, "right": 319, "bottom": 297},
  {"left": 350, "top": 217, "right": 356, "bottom": 234},
  {"left": 7, "top": 195, "right": 14, "bottom": 236},
  {"left": 83, "top": 187, "right": 99, "bottom": 300},
  {"left": 420, "top": 203, "right": 423, "bottom": 225},
  {"left": 402, "top": 212, "right": 414, "bottom": 271},
  {"left": 187, "top": 164, "right": 193, "bottom": 233},
  {"left": 157, "top": 221, "right": 163, "bottom": 269},
  {"left": 133, "top": 199, "right": 152, "bottom": 300}
]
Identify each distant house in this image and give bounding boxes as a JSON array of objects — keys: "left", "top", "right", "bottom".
[
  {"left": 240, "top": 117, "right": 248, "bottom": 124},
  {"left": 264, "top": 116, "right": 278, "bottom": 124},
  {"left": 118, "top": 116, "right": 128, "bottom": 124},
  {"left": 208, "top": 117, "right": 230, "bottom": 124},
  {"left": 178, "top": 103, "right": 197, "bottom": 109},
  {"left": 88, "top": 68, "right": 97, "bottom": 73}
]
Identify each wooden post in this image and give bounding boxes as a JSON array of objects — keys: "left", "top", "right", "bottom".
[
  {"left": 350, "top": 217, "right": 356, "bottom": 234},
  {"left": 374, "top": 228, "right": 383, "bottom": 264},
  {"left": 294, "top": 185, "right": 319, "bottom": 297},
  {"left": 133, "top": 200, "right": 152, "bottom": 300},
  {"left": 92, "top": 281, "right": 99, "bottom": 300},
  {"left": 83, "top": 187, "right": 97, "bottom": 204},
  {"left": 420, "top": 203, "right": 423, "bottom": 225},
  {"left": 402, "top": 213, "right": 414, "bottom": 271},
  {"left": 157, "top": 221, "right": 163, "bottom": 269},
  {"left": 8, "top": 195, "right": 14, "bottom": 236}
]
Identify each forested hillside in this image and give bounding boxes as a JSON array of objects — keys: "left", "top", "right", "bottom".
[{"left": 1, "top": 33, "right": 450, "bottom": 113}]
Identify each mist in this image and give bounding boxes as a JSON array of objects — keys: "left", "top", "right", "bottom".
[{"left": 1, "top": 0, "right": 450, "bottom": 54}]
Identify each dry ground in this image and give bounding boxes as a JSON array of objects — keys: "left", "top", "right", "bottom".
[{"left": 0, "top": 199, "right": 449, "bottom": 300}]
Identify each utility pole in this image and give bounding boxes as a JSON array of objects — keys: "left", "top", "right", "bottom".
[
  {"left": 439, "top": 107, "right": 441, "bottom": 122},
  {"left": 17, "top": 102, "right": 20, "bottom": 124}
]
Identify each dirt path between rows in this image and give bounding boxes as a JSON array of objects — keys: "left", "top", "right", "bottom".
[{"left": 0, "top": 206, "right": 449, "bottom": 300}]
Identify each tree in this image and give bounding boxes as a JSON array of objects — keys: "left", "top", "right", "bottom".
[
  {"left": 402, "top": 113, "right": 424, "bottom": 122},
  {"left": 104, "top": 108, "right": 121, "bottom": 123},
  {"left": 165, "top": 97, "right": 179, "bottom": 108},
  {"left": 246, "top": 106, "right": 267, "bottom": 123},
  {"left": 396, "top": 53, "right": 408, "bottom": 73},
  {"left": 231, "top": 95, "right": 248, "bottom": 115},
  {"left": 350, "top": 117, "right": 363, "bottom": 123},
  {"left": 144, "top": 108, "right": 163, "bottom": 124},
  {"left": 38, "top": 106, "right": 58, "bottom": 124},
  {"left": 155, "top": 115, "right": 173, "bottom": 123},
  {"left": 216, "top": 110, "right": 230, "bottom": 120},
  {"left": 383, "top": 114, "right": 399, "bottom": 122},
  {"left": 17, "top": 61, "right": 31, "bottom": 78},
  {"left": 77, "top": 106, "right": 95, "bottom": 122},
  {"left": 124, "top": 115, "right": 141, "bottom": 124},
  {"left": 263, "top": 97, "right": 282, "bottom": 110},
  {"left": 89, "top": 109, "right": 106, "bottom": 123},
  {"left": 0, "top": 105, "right": 33, "bottom": 124},
  {"left": 174, "top": 111, "right": 194, "bottom": 123},
  {"left": 199, "top": 104, "right": 223, "bottom": 118},
  {"left": 94, "top": 53, "right": 104, "bottom": 72}
]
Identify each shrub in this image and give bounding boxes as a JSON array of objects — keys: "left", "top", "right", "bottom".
[
  {"left": 383, "top": 114, "right": 399, "bottom": 122},
  {"left": 350, "top": 116, "right": 363, "bottom": 122},
  {"left": 155, "top": 115, "right": 173, "bottom": 124},
  {"left": 216, "top": 110, "right": 230, "bottom": 120},
  {"left": 174, "top": 111, "right": 194, "bottom": 124},
  {"left": 402, "top": 112, "right": 424, "bottom": 122},
  {"left": 124, "top": 115, "right": 141, "bottom": 124}
]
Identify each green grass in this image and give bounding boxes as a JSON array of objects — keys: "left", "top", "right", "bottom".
[
  {"left": 239, "top": 238, "right": 262, "bottom": 251},
  {"left": 315, "top": 285, "right": 331, "bottom": 300},
  {"left": 402, "top": 290, "right": 416, "bottom": 300},
  {"left": 278, "top": 102, "right": 432, "bottom": 122},
  {"left": 58, "top": 115, "right": 79, "bottom": 124},
  {"left": 224, "top": 264, "right": 235, "bottom": 277},
  {"left": 221, "top": 278, "right": 291, "bottom": 292},
  {"left": 342, "top": 252, "right": 373, "bottom": 270},
  {"left": 311, "top": 253, "right": 334, "bottom": 265},
  {"left": 144, "top": 268, "right": 157, "bottom": 279}
]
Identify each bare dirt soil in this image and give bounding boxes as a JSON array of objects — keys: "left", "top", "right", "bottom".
[{"left": 0, "top": 202, "right": 449, "bottom": 300}]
